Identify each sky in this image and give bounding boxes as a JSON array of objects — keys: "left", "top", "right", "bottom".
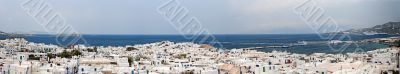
[{"left": 0, "top": 0, "right": 399, "bottom": 34}]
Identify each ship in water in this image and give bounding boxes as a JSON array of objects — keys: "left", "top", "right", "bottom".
[{"left": 292, "top": 41, "right": 308, "bottom": 46}]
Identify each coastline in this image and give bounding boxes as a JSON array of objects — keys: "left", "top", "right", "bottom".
[{"left": 0, "top": 34, "right": 394, "bottom": 54}]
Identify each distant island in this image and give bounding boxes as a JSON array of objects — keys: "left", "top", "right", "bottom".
[
  {"left": 339, "top": 21, "right": 400, "bottom": 35},
  {"left": 0, "top": 31, "right": 26, "bottom": 38},
  {"left": 0, "top": 31, "right": 7, "bottom": 35}
]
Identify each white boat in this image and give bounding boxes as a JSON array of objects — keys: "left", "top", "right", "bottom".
[{"left": 294, "top": 41, "right": 308, "bottom": 46}]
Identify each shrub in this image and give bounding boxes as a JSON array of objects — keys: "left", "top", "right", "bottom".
[{"left": 126, "top": 47, "right": 139, "bottom": 51}]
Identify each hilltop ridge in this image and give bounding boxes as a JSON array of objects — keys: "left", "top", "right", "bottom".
[{"left": 341, "top": 21, "right": 400, "bottom": 35}]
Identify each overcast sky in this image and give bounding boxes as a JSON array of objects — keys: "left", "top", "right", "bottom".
[{"left": 1, "top": 0, "right": 399, "bottom": 34}]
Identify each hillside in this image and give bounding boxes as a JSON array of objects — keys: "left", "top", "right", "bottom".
[{"left": 343, "top": 22, "right": 400, "bottom": 35}]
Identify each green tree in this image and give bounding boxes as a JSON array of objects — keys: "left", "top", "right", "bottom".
[
  {"left": 71, "top": 50, "right": 82, "bottom": 56},
  {"left": 126, "top": 47, "right": 138, "bottom": 51},
  {"left": 94, "top": 47, "right": 98, "bottom": 52},
  {"left": 394, "top": 70, "right": 399, "bottom": 74},
  {"left": 179, "top": 54, "right": 187, "bottom": 59},
  {"left": 47, "top": 53, "right": 55, "bottom": 59},
  {"left": 135, "top": 57, "right": 141, "bottom": 61},
  {"left": 87, "top": 47, "right": 97, "bottom": 52},
  {"left": 128, "top": 56, "right": 134, "bottom": 67},
  {"left": 28, "top": 54, "right": 40, "bottom": 60},
  {"left": 181, "top": 70, "right": 194, "bottom": 74},
  {"left": 60, "top": 50, "right": 72, "bottom": 58}
]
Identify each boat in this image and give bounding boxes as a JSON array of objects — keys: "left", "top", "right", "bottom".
[{"left": 292, "top": 41, "right": 308, "bottom": 46}]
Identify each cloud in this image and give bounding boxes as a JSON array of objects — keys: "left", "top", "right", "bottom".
[
  {"left": 228, "top": 0, "right": 300, "bottom": 15},
  {"left": 226, "top": 0, "right": 400, "bottom": 34},
  {"left": 0, "top": 0, "right": 399, "bottom": 34},
  {"left": 225, "top": 0, "right": 311, "bottom": 34}
]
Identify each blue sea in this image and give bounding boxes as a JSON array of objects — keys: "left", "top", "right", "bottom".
[{"left": 0, "top": 34, "right": 395, "bottom": 54}]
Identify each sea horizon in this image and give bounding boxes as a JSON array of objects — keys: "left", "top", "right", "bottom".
[{"left": 1, "top": 34, "right": 394, "bottom": 54}]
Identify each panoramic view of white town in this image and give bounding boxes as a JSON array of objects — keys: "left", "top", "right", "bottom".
[{"left": 1, "top": 0, "right": 400, "bottom": 74}]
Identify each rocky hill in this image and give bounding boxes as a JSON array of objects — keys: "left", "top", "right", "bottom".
[
  {"left": 0, "top": 31, "right": 7, "bottom": 35},
  {"left": 343, "top": 22, "right": 400, "bottom": 35},
  {"left": 0, "top": 31, "right": 26, "bottom": 37}
]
